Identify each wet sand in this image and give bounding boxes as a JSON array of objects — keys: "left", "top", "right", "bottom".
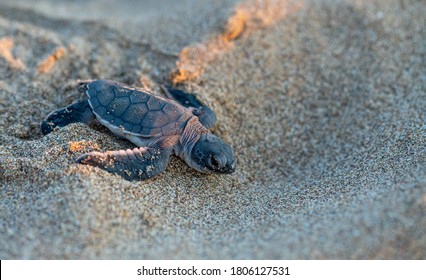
[{"left": 0, "top": 0, "right": 425, "bottom": 259}]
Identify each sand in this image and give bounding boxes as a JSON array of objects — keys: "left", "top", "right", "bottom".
[{"left": 0, "top": 0, "right": 425, "bottom": 259}]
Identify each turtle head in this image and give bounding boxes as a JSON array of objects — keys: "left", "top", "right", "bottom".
[{"left": 189, "top": 133, "right": 236, "bottom": 174}]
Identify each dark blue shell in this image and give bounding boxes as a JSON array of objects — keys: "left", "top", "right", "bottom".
[{"left": 86, "top": 80, "right": 190, "bottom": 137}]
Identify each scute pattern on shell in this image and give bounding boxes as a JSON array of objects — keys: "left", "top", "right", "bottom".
[{"left": 86, "top": 80, "right": 189, "bottom": 137}]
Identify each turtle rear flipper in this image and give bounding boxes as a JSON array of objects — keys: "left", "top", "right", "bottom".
[
  {"left": 41, "top": 100, "right": 95, "bottom": 135},
  {"left": 161, "top": 85, "right": 217, "bottom": 129},
  {"left": 75, "top": 146, "right": 172, "bottom": 181}
]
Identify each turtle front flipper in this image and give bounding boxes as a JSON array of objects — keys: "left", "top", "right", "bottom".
[
  {"left": 75, "top": 147, "right": 172, "bottom": 181},
  {"left": 161, "top": 85, "right": 217, "bottom": 129},
  {"left": 41, "top": 100, "right": 95, "bottom": 135}
]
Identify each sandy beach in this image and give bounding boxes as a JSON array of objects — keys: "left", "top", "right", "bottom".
[{"left": 0, "top": 0, "right": 425, "bottom": 259}]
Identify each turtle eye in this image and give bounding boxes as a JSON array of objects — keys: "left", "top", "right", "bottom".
[{"left": 210, "top": 155, "right": 221, "bottom": 169}]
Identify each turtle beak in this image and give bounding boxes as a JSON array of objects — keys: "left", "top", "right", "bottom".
[
  {"left": 223, "top": 160, "right": 236, "bottom": 174},
  {"left": 209, "top": 158, "right": 235, "bottom": 174}
]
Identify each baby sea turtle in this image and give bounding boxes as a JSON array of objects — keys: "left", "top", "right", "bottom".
[{"left": 41, "top": 80, "right": 235, "bottom": 180}]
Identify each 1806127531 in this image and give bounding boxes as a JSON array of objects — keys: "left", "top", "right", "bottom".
[{"left": 230, "top": 266, "right": 290, "bottom": 276}]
